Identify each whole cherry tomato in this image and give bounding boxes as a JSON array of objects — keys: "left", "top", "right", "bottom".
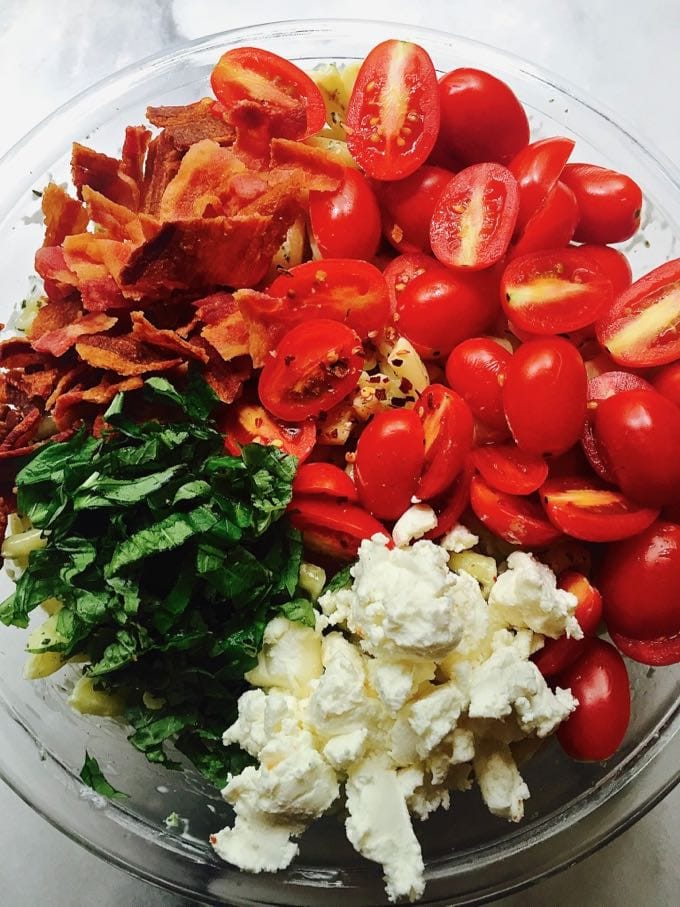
[
  {"left": 374, "top": 165, "right": 454, "bottom": 253},
  {"left": 593, "top": 389, "right": 680, "bottom": 508},
  {"left": 652, "top": 361, "right": 680, "bottom": 408},
  {"left": 346, "top": 40, "right": 440, "bottom": 180},
  {"left": 445, "top": 337, "right": 512, "bottom": 432},
  {"left": 576, "top": 244, "right": 632, "bottom": 296},
  {"left": 511, "top": 181, "right": 579, "bottom": 257},
  {"left": 221, "top": 400, "right": 316, "bottom": 461},
  {"left": 438, "top": 68, "right": 529, "bottom": 166},
  {"left": 503, "top": 337, "right": 587, "bottom": 457},
  {"left": 287, "top": 496, "right": 389, "bottom": 562},
  {"left": 471, "top": 443, "right": 548, "bottom": 495},
  {"left": 561, "top": 163, "right": 643, "bottom": 244},
  {"left": 354, "top": 409, "right": 425, "bottom": 519},
  {"left": 430, "top": 163, "right": 519, "bottom": 270},
  {"left": 556, "top": 638, "right": 631, "bottom": 761},
  {"left": 509, "top": 137, "right": 574, "bottom": 231},
  {"left": 415, "top": 385, "right": 473, "bottom": 500},
  {"left": 469, "top": 474, "right": 563, "bottom": 547},
  {"left": 309, "top": 169, "right": 381, "bottom": 260},
  {"left": 382, "top": 252, "right": 445, "bottom": 312},
  {"left": 292, "top": 462, "right": 358, "bottom": 502}
]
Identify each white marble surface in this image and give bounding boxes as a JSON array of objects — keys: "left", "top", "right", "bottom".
[{"left": 0, "top": 1, "right": 678, "bottom": 904}]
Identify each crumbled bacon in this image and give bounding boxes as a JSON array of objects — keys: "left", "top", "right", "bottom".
[{"left": 41, "top": 183, "right": 89, "bottom": 248}]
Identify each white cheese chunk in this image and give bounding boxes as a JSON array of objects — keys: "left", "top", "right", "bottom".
[
  {"left": 245, "top": 617, "right": 323, "bottom": 696},
  {"left": 440, "top": 523, "right": 479, "bottom": 553},
  {"left": 392, "top": 504, "right": 438, "bottom": 548},
  {"left": 474, "top": 740, "right": 530, "bottom": 822}
]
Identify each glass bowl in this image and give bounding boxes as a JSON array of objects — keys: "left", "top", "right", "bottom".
[{"left": 0, "top": 18, "right": 678, "bottom": 907}]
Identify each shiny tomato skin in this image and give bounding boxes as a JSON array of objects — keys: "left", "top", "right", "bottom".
[
  {"left": 556, "top": 638, "right": 631, "bottom": 762},
  {"left": 598, "top": 520, "right": 680, "bottom": 640},
  {"left": 423, "top": 458, "right": 474, "bottom": 539},
  {"left": 309, "top": 169, "right": 381, "bottom": 260},
  {"left": 470, "top": 474, "right": 563, "bottom": 547},
  {"left": 438, "top": 68, "right": 530, "bottom": 166},
  {"left": 471, "top": 443, "right": 548, "bottom": 495},
  {"left": 259, "top": 319, "right": 363, "bottom": 421},
  {"left": 445, "top": 337, "right": 512, "bottom": 432},
  {"left": 430, "top": 163, "right": 519, "bottom": 270},
  {"left": 511, "top": 181, "right": 579, "bottom": 257},
  {"left": 346, "top": 40, "right": 440, "bottom": 180},
  {"left": 509, "top": 137, "right": 575, "bottom": 232},
  {"left": 561, "top": 163, "right": 643, "bottom": 244},
  {"left": 503, "top": 337, "right": 587, "bottom": 457},
  {"left": 541, "top": 475, "right": 660, "bottom": 542},
  {"left": 287, "top": 496, "right": 389, "bottom": 562},
  {"left": 397, "top": 268, "right": 499, "bottom": 359},
  {"left": 501, "top": 248, "right": 614, "bottom": 334},
  {"left": 210, "top": 48, "right": 326, "bottom": 140},
  {"left": 268, "top": 259, "right": 390, "bottom": 339},
  {"left": 652, "top": 361, "right": 680, "bottom": 408},
  {"left": 415, "top": 385, "right": 474, "bottom": 500},
  {"left": 292, "top": 462, "right": 358, "bottom": 502},
  {"left": 375, "top": 165, "right": 454, "bottom": 254},
  {"left": 382, "top": 252, "right": 445, "bottom": 312},
  {"left": 609, "top": 629, "right": 680, "bottom": 667},
  {"left": 532, "top": 572, "right": 603, "bottom": 677},
  {"left": 221, "top": 401, "right": 316, "bottom": 462},
  {"left": 593, "top": 389, "right": 680, "bottom": 508},
  {"left": 596, "top": 258, "right": 680, "bottom": 368},
  {"left": 576, "top": 244, "right": 632, "bottom": 296},
  {"left": 354, "top": 409, "right": 426, "bottom": 520}
]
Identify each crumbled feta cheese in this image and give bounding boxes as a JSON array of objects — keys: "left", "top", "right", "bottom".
[
  {"left": 245, "top": 617, "right": 323, "bottom": 696},
  {"left": 440, "top": 523, "right": 479, "bottom": 553},
  {"left": 367, "top": 656, "right": 435, "bottom": 712},
  {"left": 392, "top": 504, "right": 438, "bottom": 548},
  {"left": 474, "top": 740, "right": 530, "bottom": 822}
]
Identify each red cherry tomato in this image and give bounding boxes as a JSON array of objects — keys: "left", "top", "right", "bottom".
[
  {"left": 354, "top": 410, "right": 425, "bottom": 519},
  {"left": 259, "top": 319, "right": 363, "bottom": 421},
  {"left": 576, "top": 244, "right": 632, "bottom": 296},
  {"left": 267, "top": 259, "right": 390, "bottom": 339},
  {"left": 561, "top": 163, "right": 643, "bottom": 244},
  {"left": 532, "top": 572, "right": 603, "bottom": 678},
  {"left": 593, "top": 389, "right": 680, "bottom": 508},
  {"left": 397, "top": 268, "right": 499, "bottom": 359},
  {"left": 596, "top": 258, "right": 680, "bottom": 368},
  {"left": 423, "top": 458, "right": 474, "bottom": 539},
  {"left": 580, "top": 371, "right": 653, "bottom": 483},
  {"left": 221, "top": 400, "right": 316, "bottom": 462},
  {"left": 609, "top": 629, "right": 680, "bottom": 667},
  {"left": 445, "top": 337, "right": 512, "bottom": 432},
  {"left": 471, "top": 443, "right": 548, "bottom": 495},
  {"left": 541, "top": 475, "right": 659, "bottom": 542},
  {"left": 469, "top": 474, "right": 563, "bottom": 547},
  {"left": 503, "top": 337, "right": 587, "bottom": 457},
  {"left": 382, "top": 252, "right": 445, "bottom": 312},
  {"left": 438, "top": 68, "right": 529, "bottom": 166},
  {"left": 501, "top": 248, "right": 614, "bottom": 334},
  {"left": 511, "top": 181, "right": 579, "bottom": 257},
  {"left": 210, "top": 48, "right": 326, "bottom": 140},
  {"left": 652, "top": 361, "right": 680, "bottom": 407},
  {"left": 288, "top": 496, "right": 389, "bottom": 562},
  {"left": 509, "top": 137, "right": 575, "bottom": 232},
  {"left": 374, "top": 165, "right": 454, "bottom": 253},
  {"left": 345, "top": 40, "right": 440, "bottom": 180},
  {"left": 309, "top": 169, "right": 381, "bottom": 260},
  {"left": 556, "top": 639, "right": 631, "bottom": 762},
  {"left": 292, "top": 462, "right": 358, "bottom": 502},
  {"left": 415, "top": 385, "right": 473, "bottom": 500},
  {"left": 430, "top": 163, "right": 519, "bottom": 270}
]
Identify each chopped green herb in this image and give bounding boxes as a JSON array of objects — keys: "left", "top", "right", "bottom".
[
  {"left": 323, "top": 564, "right": 353, "bottom": 594},
  {"left": 79, "top": 751, "right": 128, "bottom": 799}
]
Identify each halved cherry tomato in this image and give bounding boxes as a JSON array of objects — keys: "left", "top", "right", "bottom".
[
  {"left": 220, "top": 400, "right": 316, "bottom": 461},
  {"left": 532, "top": 571, "right": 603, "bottom": 678},
  {"left": 268, "top": 259, "right": 390, "bottom": 339},
  {"left": 259, "top": 319, "right": 363, "bottom": 421},
  {"left": 609, "top": 630, "right": 680, "bottom": 667},
  {"left": 511, "top": 181, "right": 579, "bottom": 257},
  {"left": 415, "top": 385, "right": 473, "bottom": 500},
  {"left": 438, "top": 68, "right": 529, "bottom": 166},
  {"left": 652, "top": 361, "right": 680, "bottom": 407},
  {"left": 382, "top": 252, "right": 445, "bottom": 312},
  {"left": 287, "top": 496, "right": 389, "bottom": 562},
  {"left": 509, "top": 137, "right": 575, "bottom": 232},
  {"left": 423, "top": 458, "right": 474, "bottom": 539},
  {"left": 469, "top": 474, "right": 563, "bottom": 546},
  {"left": 541, "top": 475, "right": 659, "bottom": 542},
  {"left": 503, "top": 337, "right": 587, "bottom": 457},
  {"left": 576, "top": 244, "right": 632, "bottom": 296},
  {"left": 210, "top": 48, "right": 326, "bottom": 140},
  {"left": 593, "top": 389, "right": 680, "bottom": 507},
  {"left": 501, "top": 248, "right": 614, "bottom": 334},
  {"left": 556, "top": 639, "right": 631, "bottom": 761},
  {"left": 374, "top": 165, "right": 454, "bottom": 253},
  {"left": 561, "top": 163, "right": 643, "bottom": 244},
  {"left": 596, "top": 258, "right": 680, "bottom": 367},
  {"left": 292, "top": 462, "right": 358, "bottom": 502},
  {"left": 471, "top": 443, "right": 548, "bottom": 495},
  {"left": 445, "top": 337, "right": 512, "bottom": 432},
  {"left": 345, "top": 40, "right": 440, "bottom": 180},
  {"left": 397, "top": 268, "right": 499, "bottom": 359},
  {"left": 354, "top": 409, "right": 425, "bottom": 519},
  {"left": 309, "top": 169, "right": 381, "bottom": 260},
  {"left": 430, "top": 163, "right": 519, "bottom": 270},
  {"left": 581, "top": 371, "right": 653, "bottom": 483}
]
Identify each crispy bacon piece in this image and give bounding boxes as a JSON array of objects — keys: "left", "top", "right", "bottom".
[
  {"left": 62, "top": 233, "right": 132, "bottom": 284},
  {"left": 82, "top": 186, "right": 160, "bottom": 244},
  {"left": 141, "top": 132, "right": 183, "bottom": 216},
  {"left": 159, "top": 139, "right": 247, "bottom": 221},
  {"left": 32, "top": 312, "right": 118, "bottom": 358},
  {"left": 231, "top": 289, "right": 289, "bottom": 368},
  {"left": 269, "top": 138, "right": 345, "bottom": 183},
  {"left": 193, "top": 336, "right": 251, "bottom": 404},
  {"left": 146, "top": 98, "right": 235, "bottom": 150},
  {"left": 27, "top": 298, "right": 82, "bottom": 342},
  {"left": 71, "top": 142, "right": 140, "bottom": 210},
  {"left": 41, "top": 183, "right": 89, "bottom": 247},
  {"left": 34, "top": 246, "right": 79, "bottom": 300},
  {"left": 0, "top": 338, "right": 54, "bottom": 370},
  {"left": 121, "top": 125, "right": 152, "bottom": 188},
  {"left": 45, "top": 364, "right": 92, "bottom": 411},
  {"left": 4, "top": 368, "right": 60, "bottom": 404},
  {"left": 80, "top": 277, "right": 134, "bottom": 312},
  {"left": 75, "top": 335, "right": 182, "bottom": 376},
  {"left": 0, "top": 406, "right": 42, "bottom": 452},
  {"left": 53, "top": 376, "right": 144, "bottom": 429},
  {"left": 130, "top": 311, "right": 208, "bottom": 363},
  {"left": 195, "top": 292, "right": 250, "bottom": 362},
  {"left": 229, "top": 99, "right": 278, "bottom": 170}
]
